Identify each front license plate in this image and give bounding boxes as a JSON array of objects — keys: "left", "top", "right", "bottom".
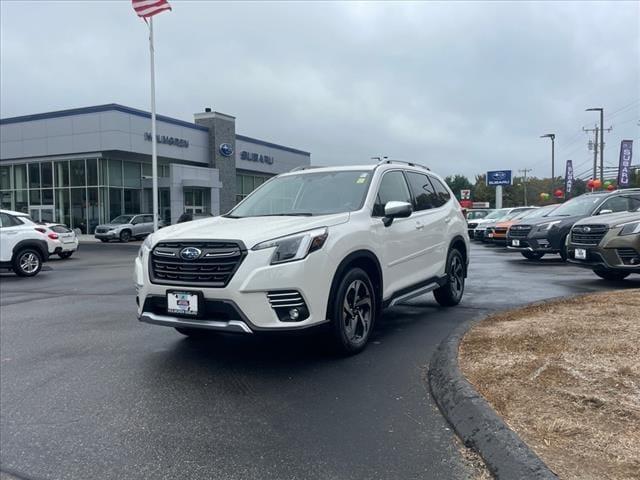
[
  {"left": 167, "top": 291, "right": 199, "bottom": 316},
  {"left": 575, "top": 248, "right": 587, "bottom": 260},
  {"left": 511, "top": 239, "right": 520, "bottom": 247}
]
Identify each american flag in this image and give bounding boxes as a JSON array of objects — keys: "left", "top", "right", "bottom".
[{"left": 132, "top": 0, "right": 172, "bottom": 19}]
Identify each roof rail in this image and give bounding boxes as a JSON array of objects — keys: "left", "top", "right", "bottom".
[
  {"left": 288, "top": 165, "right": 322, "bottom": 172},
  {"left": 375, "top": 159, "right": 430, "bottom": 171}
]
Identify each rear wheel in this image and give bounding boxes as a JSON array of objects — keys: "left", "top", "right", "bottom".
[
  {"left": 119, "top": 230, "right": 131, "bottom": 243},
  {"left": 330, "top": 268, "right": 377, "bottom": 355},
  {"left": 58, "top": 251, "right": 73, "bottom": 259},
  {"left": 434, "top": 249, "right": 465, "bottom": 306},
  {"left": 521, "top": 251, "right": 545, "bottom": 260},
  {"left": 592, "top": 267, "right": 630, "bottom": 281},
  {"left": 12, "top": 249, "right": 43, "bottom": 277}
]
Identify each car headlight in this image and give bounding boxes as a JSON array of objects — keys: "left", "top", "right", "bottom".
[
  {"left": 139, "top": 234, "right": 154, "bottom": 258},
  {"left": 252, "top": 227, "right": 328, "bottom": 264},
  {"left": 617, "top": 220, "right": 640, "bottom": 236},
  {"left": 536, "top": 220, "right": 561, "bottom": 232}
]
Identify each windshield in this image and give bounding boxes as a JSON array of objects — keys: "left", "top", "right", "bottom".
[
  {"left": 228, "top": 170, "right": 372, "bottom": 218},
  {"left": 521, "top": 206, "right": 557, "bottom": 220},
  {"left": 467, "top": 211, "right": 490, "bottom": 220},
  {"left": 549, "top": 195, "right": 606, "bottom": 217},
  {"left": 484, "top": 208, "right": 511, "bottom": 220},
  {"left": 504, "top": 209, "right": 533, "bottom": 221},
  {"left": 110, "top": 215, "right": 134, "bottom": 224}
]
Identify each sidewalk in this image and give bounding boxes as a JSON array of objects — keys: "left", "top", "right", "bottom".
[{"left": 77, "top": 234, "right": 140, "bottom": 244}]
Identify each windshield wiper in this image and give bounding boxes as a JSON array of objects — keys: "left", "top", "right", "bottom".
[{"left": 257, "top": 213, "right": 314, "bottom": 217}]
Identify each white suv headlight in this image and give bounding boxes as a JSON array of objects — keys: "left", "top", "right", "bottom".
[
  {"left": 139, "top": 234, "right": 154, "bottom": 258},
  {"left": 252, "top": 227, "right": 328, "bottom": 264}
]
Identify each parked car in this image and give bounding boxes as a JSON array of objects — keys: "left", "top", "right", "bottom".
[
  {"left": 566, "top": 209, "right": 640, "bottom": 280},
  {"left": 466, "top": 209, "right": 493, "bottom": 221},
  {"left": 507, "top": 189, "right": 640, "bottom": 260},
  {"left": 489, "top": 206, "right": 557, "bottom": 243},
  {"left": 134, "top": 162, "right": 470, "bottom": 354},
  {"left": 0, "top": 209, "right": 50, "bottom": 276},
  {"left": 95, "top": 214, "right": 162, "bottom": 242},
  {"left": 472, "top": 207, "right": 532, "bottom": 241},
  {"left": 485, "top": 207, "right": 537, "bottom": 242},
  {"left": 44, "top": 223, "right": 79, "bottom": 259}
]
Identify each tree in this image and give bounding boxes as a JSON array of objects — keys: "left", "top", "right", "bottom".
[
  {"left": 472, "top": 174, "right": 494, "bottom": 205},
  {"left": 444, "top": 175, "right": 473, "bottom": 200}
]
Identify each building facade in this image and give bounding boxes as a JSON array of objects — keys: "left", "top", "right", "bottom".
[{"left": 0, "top": 104, "right": 310, "bottom": 232}]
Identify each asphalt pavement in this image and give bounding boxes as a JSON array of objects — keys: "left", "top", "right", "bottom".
[{"left": 1, "top": 242, "right": 638, "bottom": 480}]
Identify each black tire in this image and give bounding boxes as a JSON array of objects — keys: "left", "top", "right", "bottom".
[
  {"left": 119, "top": 230, "right": 132, "bottom": 243},
  {"left": 12, "top": 248, "right": 43, "bottom": 277},
  {"left": 559, "top": 236, "right": 569, "bottom": 262},
  {"left": 434, "top": 248, "right": 465, "bottom": 307},
  {"left": 592, "top": 268, "right": 630, "bottom": 281},
  {"left": 329, "top": 267, "right": 377, "bottom": 355},
  {"left": 521, "top": 251, "right": 545, "bottom": 260},
  {"left": 100, "top": 239, "right": 109, "bottom": 243},
  {"left": 58, "top": 251, "right": 73, "bottom": 259},
  {"left": 175, "top": 327, "right": 210, "bottom": 337}
]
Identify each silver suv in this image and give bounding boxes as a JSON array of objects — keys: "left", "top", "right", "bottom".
[{"left": 95, "top": 214, "right": 160, "bottom": 243}]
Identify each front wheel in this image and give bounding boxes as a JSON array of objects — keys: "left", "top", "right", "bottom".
[
  {"left": 12, "top": 249, "right": 43, "bottom": 277},
  {"left": 58, "top": 251, "right": 73, "bottom": 259},
  {"left": 434, "top": 249, "right": 465, "bottom": 306},
  {"left": 592, "top": 268, "right": 630, "bottom": 281},
  {"left": 521, "top": 251, "right": 545, "bottom": 260},
  {"left": 119, "top": 230, "right": 131, "bottom": 243},
  {"left": 330, "top": 268, "right": 377, "bottom": 355}
]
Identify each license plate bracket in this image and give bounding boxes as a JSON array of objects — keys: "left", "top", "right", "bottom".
[
  {"left": 167, "top": 290, "right": 201, "bottom": 317},
  {"left": 511, "top": 239, "right": 520, "bottom": 247},
  {"left": 575, "top": 248, "right": 587, "bottom": 260}
]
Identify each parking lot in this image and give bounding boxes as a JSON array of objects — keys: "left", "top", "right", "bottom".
[{"left": 1, "top": 242, "right": 638, "bottom": 480}]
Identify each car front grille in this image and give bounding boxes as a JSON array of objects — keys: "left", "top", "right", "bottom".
[
  {"left": 571, "top": 225, "right": 608, "bottom": 246},
  {"left": 508, "top": 225, "right": 532, "bottom": 238},
  {"left": 617, "top": 248, "right": 640, "bottom": 265},
  {"left": 494, "top": 227, "right": 508, "bottom": 235},
  {"left": 150, "top": 240, "right": 246, "bottom": 287},
  {"left": 467, "top": 222, "right": 478, "bottom": 229},
  {"left": 96, "top": 228, "right": 108, "bottom": 234}
]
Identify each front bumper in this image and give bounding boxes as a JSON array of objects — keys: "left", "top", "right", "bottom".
[
  {"left": 95, "top": 231, "right": 119, "bottom": 240},
  {"left": 135, "top": 246, "right": 334, "bottom": 333},
  {"left": 506, "top": 229, "right": 564, "bottom": 253},
  {"left": 566, "top": 232, "right": 640, "bottom": 273}
]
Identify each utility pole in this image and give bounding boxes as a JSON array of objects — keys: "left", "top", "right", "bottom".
[
  {"left": 583, "top": 125, "right": 612, "bottom": 181},
  {"left": 586, "top": 107, "right": 612, "bottom": 183},
  {"left": 518, "top": 168, "right": 532, "bottom": 206},
  {"left": 540, "top": 134, "right": 555, "bottom": 187}
]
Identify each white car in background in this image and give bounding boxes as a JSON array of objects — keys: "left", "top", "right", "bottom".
[
  {"left": 0, "top": 209, "right": 50, "bottom": 276},
  {"left": 43, "top": 223, "right": 79, "bottom": 259}
]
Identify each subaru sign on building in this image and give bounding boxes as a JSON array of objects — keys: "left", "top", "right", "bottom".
[{"left": 486, "top": 170, "right": 512, "bottom": 186}]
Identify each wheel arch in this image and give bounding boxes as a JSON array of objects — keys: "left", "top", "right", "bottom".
[
  {"left": 12, "top": 239, "right": 49, "bottom": 263},
  {"left": 326, "top": 250, "right": 383, "bottom": 320},
  {"left": 448, "top": 235, "right": 468, "bottom": 277}
]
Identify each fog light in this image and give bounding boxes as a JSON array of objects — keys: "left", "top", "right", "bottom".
[{"left": 289, "top": 308, "right": 300, "bottom": 320}]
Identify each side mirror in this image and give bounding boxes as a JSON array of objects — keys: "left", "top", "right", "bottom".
[
  {"left": 598, "top": 209, "right": 613, "bottom": 215},
  {"left": 382, "top": 201, "right": 413, "bottom": 227}
]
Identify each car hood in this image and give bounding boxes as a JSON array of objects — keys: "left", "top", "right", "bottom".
[
  {"left": 518, "top": 214, "right": 584, "bottom": 227},
  {"left": 470, "top": 217, "right": 499, "bottom": 226},
  {"left": 573, "top": 211, "right": 640, "bottom": 227},
  {"left": 149, "top": 213, "right": 351, "bottom": 249},
  {"left": 96, "top": 223, "right": 127, "bottom": 229}
]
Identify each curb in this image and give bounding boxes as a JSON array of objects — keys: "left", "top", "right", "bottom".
[{"left": 429, "top": 317, "right": 558, "bottom": 479}]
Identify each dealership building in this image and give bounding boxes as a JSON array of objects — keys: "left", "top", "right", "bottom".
[{"left": 0, "top": 104, "right": 311, "bottom": 232}]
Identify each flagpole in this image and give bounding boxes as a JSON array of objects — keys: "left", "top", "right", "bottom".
[{"left": 149, "top": 16, "right": 159, "bottom": 232}]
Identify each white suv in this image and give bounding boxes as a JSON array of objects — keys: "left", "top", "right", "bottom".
[
  {"left": 135, "top": 162, "right": 470, "bottom": 354},
  {"left": 0, "top": 209, "right": 50, "bottom": 276}
]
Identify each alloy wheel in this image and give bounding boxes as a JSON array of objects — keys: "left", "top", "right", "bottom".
[
  {"left": 342, "top": 279, "right": 373, "bottom": 344},
  {"left": 20, "top": 252, "right": 40, "bottom": 274},
  {"left": 449, "top": 255, "right": 464, "bottom": 298}
]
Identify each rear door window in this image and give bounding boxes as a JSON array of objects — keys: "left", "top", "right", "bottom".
[
  {"left": 405, "top": 172, "right": 439, "bottom": 210},
  {"left": 429, "top": 176, "right": 451, "bottom": 205}
]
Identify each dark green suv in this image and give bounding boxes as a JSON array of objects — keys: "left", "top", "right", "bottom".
[{"left": 566, "top": 208, "right": 640, "bottom": 281}]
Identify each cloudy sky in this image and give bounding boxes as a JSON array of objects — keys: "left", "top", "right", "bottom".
[{"left": 1, "top": 0, "right": 638, "bottom": 180}]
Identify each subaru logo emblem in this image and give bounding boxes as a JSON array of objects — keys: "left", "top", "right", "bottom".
[
  {"left": 583, "top": 226, "right": 591, "bottom": 233},
  {"left": 180, "top": 247, "right": 202, "bottom": 260},
  {"left": 219, "top": 143, "right": 234, "bottom": 157}
]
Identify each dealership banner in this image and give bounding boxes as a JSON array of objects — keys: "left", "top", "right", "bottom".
[
  {"left": 617, "top": 140, "right": 633, "bottom": 188},
  {"left": 564, "top": 160, "right": 574, "bottom": 196}
]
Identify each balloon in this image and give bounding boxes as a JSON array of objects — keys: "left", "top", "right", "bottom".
[
  {"left": 592, "top": 179, "right": 602, "bottom": 189},
  {"left": 554, "top": 189, "right": 564, "bottom": 198},
  {"left": 539, "top": 192, "right": 550, "bottom": 201},
  {"left": 604, "top": 180, "right": 612, "bottom": 188},
  {"left": 607, "top": 184, "right": 615, "bottom": 191},
  {"left": 587, "top": 179, "right": 595, "bottom": 189}
]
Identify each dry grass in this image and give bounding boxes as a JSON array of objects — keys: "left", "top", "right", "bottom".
[{"left": 459, "top": 289, "right": 640, "bottom": 480}]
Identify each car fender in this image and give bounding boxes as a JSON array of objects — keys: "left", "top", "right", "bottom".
[{"left": 12, "top": 239, "right": 49, "bottom": 262}]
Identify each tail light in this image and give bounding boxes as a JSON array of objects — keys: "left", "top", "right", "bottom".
[
  {"left": 34, "top": 227, "right": 58, "bottom": 240},
  {"left": 48, "top": 232, "right": 59, "bottom": 240}
]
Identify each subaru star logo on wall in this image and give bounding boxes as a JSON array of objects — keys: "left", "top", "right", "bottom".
[
  {"left": 180, "top": 247, "right": 202, "bottom": 261},
  {"left": 219, "top": 143, "right": 234, "bottom": 157}
]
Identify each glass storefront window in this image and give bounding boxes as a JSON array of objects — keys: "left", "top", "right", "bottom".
[
  {"left": 15, "top": 190, "right": 28, "bottom": 213},
  {"left": 109, "top": 160, "right": 122, "bottom": 186},
  {"left": 56, "top": 161, "right": 69, "bottom": 187},
  {"left": 29, "top": 189, "right": 41, "bottom": 206},
  {"left": 71, "top": 188, "right": 87, "bottom": 233},
  {"left": 70, "top": 160, "right": 86, "bottom": 187},
  {"left": 99, "top": 159, "right": 109, "bottom": 186},
  {"left": 29, "top": 163, "right": 40, "bottom": 189},
  {"left": 142, "top": 163, "right": 152, "bottom": 177},
  {"left": 87, "top": 159, "right": 98, "bottom": 186},
  {"left": 42, "top": 189, "right": 54, "bottom": 205},
  {"left": 1, "top": 191, "right": 13, "bottom": 209},
  {"left": 87, "top": 188, "right": 99, "bottom": 233},
  {"left": 14, "top": 164, "right": 27, "bottom": 190},
  {"left": 124, "top": 189, "right": 141, "bottom": 214},
  {"left": 56, "top": 188, "right": 70, "bottom": 227},
  {"left": 99, "top": 188, "right": 108, "bottom": 225},
  {"left": 0, "top": 166, "right": 12, "bottom": 190},
  {"left": 109, "top": 187, "right": 122, "bottom": 220},
  {"left": 41, "top": 162, "right": 53, "bottom": 188},
  {"left": 124, "top": 162, "right": 141, "bottom": 188}
]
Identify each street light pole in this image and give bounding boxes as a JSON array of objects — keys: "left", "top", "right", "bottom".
[
  {"left": 540, "top": 133, "right": 555, "bottom": 186},
  {"left": 586, "top": 108, "right": 605, "bottom": 183}
]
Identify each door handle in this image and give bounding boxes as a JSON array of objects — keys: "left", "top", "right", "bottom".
[
  {"left": 445, "top": 216, "right": 453, "bottom": 223},
  {"left": 415, "top": 221, "right": 424, "bottom": 230}
]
